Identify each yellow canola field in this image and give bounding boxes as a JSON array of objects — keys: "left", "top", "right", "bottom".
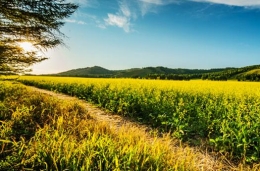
[
  {"left": 18, "top": 76, "right": 260, "bottom": 162},
  {"left": 19, "top": 76, "right": 260, "bottom": 95}
]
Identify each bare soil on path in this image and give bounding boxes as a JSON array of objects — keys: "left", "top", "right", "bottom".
[
  {"left": 27, "top": 85, "right": 236, "bottom": 171},
  {"left": 28, "top": 86, "right": 152, "bottom": 133}
]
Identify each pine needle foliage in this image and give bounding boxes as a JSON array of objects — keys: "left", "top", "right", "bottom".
[{"left": 0, "top": 0, "right": 78, "bottom": 74}]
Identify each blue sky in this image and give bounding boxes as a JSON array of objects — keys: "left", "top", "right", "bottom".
[{"left": 33, "top": 0, "right": 260, "bottom": 74}]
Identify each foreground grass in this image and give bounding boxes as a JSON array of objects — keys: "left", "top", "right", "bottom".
[{"left": 0, "top": 81, "right": 213, "bottom": 170}]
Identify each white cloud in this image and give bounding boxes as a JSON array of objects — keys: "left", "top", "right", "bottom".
[
  {"left": 104, "top": 1, "right": 133, "bottom": 33},
  {"left": 104, "top": 14, "right": 130, "bottom": 32},
  {"left": 137, "top": 0, "right": 260, "bottom": 16},
  {"left": 140, "top": 0, "right": 164, "bottom": 5},
  {"left": 138, "top": 0, "right": 179, "bottom": 16},
  {"left": 65, "top": 19, "right": 86, "bottom": 25},
  {"left": 138, "top": 1, "right": 157, "bottom": 16},
  {"left": 140, "top": 0, "right": 260, "bottom": 6},
  {"left": 139, "top": 0, "right": 178, "bottom": 5},
  {"left": 120, "top": 2, "right": 131, "bottom": 17},
  {"left": 77, "top": 21, "right": 87, "bottom": 25},
  {"left": 104, "top": 0, "right": 179, "bottom": 32},
  {"left": 68, "top": 0, "right": 260, "bottom": 33},
  {"left": 191, "top": 0, "right": 260, "bottom": 6}
]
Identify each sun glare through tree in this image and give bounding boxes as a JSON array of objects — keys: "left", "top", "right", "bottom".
[{"left": 19, "top": 42, "right": 35, "bottom": 52}]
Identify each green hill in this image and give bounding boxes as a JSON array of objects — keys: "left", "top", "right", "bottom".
[
  {"left": 58, "top": 66, "right": 116, "bottom": 77},
  {"left": 200, "top": 65, "right": 260, "bottom": 81},
  {"left": 56, "top": 66, "right": 227, "bottom": 78},
  {"left": 54, "top": 64, "right": 260, "bottom": 81}
]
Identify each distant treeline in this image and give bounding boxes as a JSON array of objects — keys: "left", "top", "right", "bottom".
[
  {"left": 237, "top": 74, "right": 260, "bottom": 82},
  {"left": 145, "top": 65, "right": 260, "bottom": 81},
  {"left": 40, "top": 74, "right": 114, "bottom": 78},
  {"left": 13, "top": 64, "right": 260, "bottom": 82}
]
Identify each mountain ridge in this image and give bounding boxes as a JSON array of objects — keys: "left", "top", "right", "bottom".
[
  {"left": 53, "top": 64, "right": 260, "bottom": 81},
  {"left": 57, "top": 65, "right": 228, "bottom": 77}
]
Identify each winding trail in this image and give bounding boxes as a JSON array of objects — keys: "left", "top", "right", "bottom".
[
  {"left": 27, "top": 85, "right": 233, "bottom": 171},
  {"left": 28, "top": 86, "right": 152, "bottom": 133}
]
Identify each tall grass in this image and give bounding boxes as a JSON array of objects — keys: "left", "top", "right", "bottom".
[{"left": 0, "top": 81, "right": 208, "bottom": 170}]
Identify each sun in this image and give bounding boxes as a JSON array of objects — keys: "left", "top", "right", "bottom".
[{"left": 19, "top": 42, "right": 34, "bottom": 52}]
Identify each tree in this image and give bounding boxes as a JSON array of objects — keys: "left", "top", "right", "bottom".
[
  {"left": 0, "top": 0, "right": 78, "bottom": 74},
  {"left": 0, "top": 42, "right": 45, "bottom": 74}
]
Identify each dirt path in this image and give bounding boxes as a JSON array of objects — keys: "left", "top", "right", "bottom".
[
  {"left": 28, "top": 86, "right": 153, "bottom": 133},
  {"left": 28, "top": 85, "right": 232, "bottom": 171}
]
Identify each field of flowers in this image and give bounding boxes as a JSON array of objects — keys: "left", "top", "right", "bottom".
[
  {"left": 18, "top": 76, "right": 260, "bottom": 163},
  {"left": 1, "top": 81, "right": 202, "bottom": 170}
]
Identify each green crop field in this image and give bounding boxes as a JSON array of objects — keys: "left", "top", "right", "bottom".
[{"left": 17, "top": 76, "right": 260, "bottom": 164}]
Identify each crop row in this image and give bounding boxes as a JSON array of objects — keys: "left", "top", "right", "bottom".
[{"left": 18, "top": 76, "right": 260, "bottom": 162}]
